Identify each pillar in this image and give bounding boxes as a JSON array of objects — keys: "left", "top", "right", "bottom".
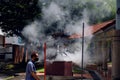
[
  {"left": 112, "top": 30, "right": 120, "bottom": 80},
  {"left": 101, "top": 40, "right": 109, "bottom": 77},
  {"left": 102, "top": 40, "right": 108, "bottom": 71},
  {"left": 96, "top": 41, "right": 102, "bottom": 70}
]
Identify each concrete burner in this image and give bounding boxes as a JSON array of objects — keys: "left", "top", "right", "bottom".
[{"left": 46, "top": 61, "right": 72, "bottom": 76}]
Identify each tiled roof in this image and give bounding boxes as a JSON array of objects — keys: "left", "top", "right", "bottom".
[
  {"left": 91, "top": 19, "right": 115, "bottom": 34},
  {"left": 68, "top": 33, "right": 81, "bottom": 39},
  {"left": 69, "top": 19, "right": 115, "bottom": 39}
]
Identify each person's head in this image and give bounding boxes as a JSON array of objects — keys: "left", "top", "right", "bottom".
[{"left": 31, "top": 51, "right": 39, "bottom": 62}]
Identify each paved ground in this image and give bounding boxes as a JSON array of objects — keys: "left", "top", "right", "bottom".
[
  {"left": 0, "top": 74, "right": 8, "bottom": 80},
  {"left": 0, "top": 64, "right": 112, "bottom": 80},
  {"left": 46, "top": 76, "right": 93, "bottom": 80},
  {"left": 0, "top": 72, "right": 93, "bottom": 80},
  {"left": 45, "top": 69, "right": 93, "bottom": 80},
  {"left": 0, "top": 73, "right": 44, "bottom": 80}
]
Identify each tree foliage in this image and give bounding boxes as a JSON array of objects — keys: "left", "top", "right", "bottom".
[
  {"left": 0, "top": 0, "right": 41, "bottom": 37},
  {"left": 40, "top": 0, "right": 116, "bottom": 35},
  {"left": 0, "top": 0, "right": 116, "bottom": 37}
]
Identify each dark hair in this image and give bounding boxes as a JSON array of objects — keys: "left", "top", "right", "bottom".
[{"left": 31, "top": 51, "right": 38, "bottom": 58}]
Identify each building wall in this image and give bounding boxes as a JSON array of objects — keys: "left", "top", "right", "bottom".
[
  {"left": 89, "top": 24, "right": 115, "bottom": 69},
  {"left": 0, "top": 35, "right": 5, "bottom": 47},
  {"left": 0, "top": 35, "right": 3, "bottom": 45},
  {"left": 0, "top": 36, "right": 27, "bottom": 63},
  {"left": 0, "top": 35, "right": 5, "bottom": 60}
]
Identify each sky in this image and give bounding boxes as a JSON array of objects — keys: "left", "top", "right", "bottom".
[{"left": 0, "top": 29, "right": 3, "bottom": 35}]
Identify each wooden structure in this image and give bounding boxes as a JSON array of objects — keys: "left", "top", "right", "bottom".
[{"left": 0, "top": 35, "right": 28, "bottom": 63}]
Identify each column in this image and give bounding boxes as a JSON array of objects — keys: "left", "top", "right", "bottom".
[
  {"left": 102, "top": 40, "right": 109, "bottom": 77},
  {"left": 112, "top": 30, "right": 120, "bottom": 80},
  {"left": 96, "top": 41, "right": 102, "bottom": 70}
]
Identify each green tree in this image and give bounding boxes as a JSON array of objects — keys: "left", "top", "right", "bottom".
[{"left": 0, "top": 0, "right": 41, "bottom": 37}]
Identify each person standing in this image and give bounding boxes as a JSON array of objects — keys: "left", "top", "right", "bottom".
[{"left": 26, "top": 51, "right": 40, "bottom": 80}]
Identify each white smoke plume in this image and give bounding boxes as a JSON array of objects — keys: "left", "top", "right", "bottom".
[{"left": 22, "top": 0, "right": 115, "bottom": 67}]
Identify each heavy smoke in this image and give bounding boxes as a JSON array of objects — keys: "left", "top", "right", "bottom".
[{"left": 22, "top": 0, "right": 115, "bottom": 66}]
